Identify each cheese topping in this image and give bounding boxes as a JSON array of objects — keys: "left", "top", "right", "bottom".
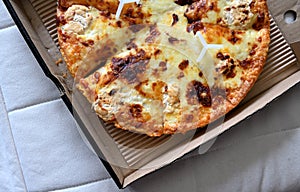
[{"left": 58, "top": 0, "right": 269, "bottom": 136}]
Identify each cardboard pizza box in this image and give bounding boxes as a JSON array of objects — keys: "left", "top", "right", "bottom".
[{"left": 3, "top": 0, "right": 300, "bottom": 188}]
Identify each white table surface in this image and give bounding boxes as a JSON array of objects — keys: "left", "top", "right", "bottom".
[{"left": 1, "top": 1, "right": 300, "bottom": 191}]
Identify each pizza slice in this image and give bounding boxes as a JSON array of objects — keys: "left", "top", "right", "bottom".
[{"left": 57, "top": 0, "right": 270, "bottom": 136}]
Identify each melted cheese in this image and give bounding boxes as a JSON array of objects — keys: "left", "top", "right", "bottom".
[{"left": 59, "top": 0, "right": 268, "bottom": 136}]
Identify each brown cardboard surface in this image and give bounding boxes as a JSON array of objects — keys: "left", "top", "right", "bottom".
[{"left": 5, "top": 0, "right": 300, "bottom": 188}]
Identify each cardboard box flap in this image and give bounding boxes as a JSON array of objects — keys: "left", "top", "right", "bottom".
[{"left": 268, "top": 0, "right": 300, "bottom": 61}]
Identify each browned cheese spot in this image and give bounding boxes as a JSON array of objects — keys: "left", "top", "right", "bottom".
[
  {"left": 177, "top": 71, "right": 185, "bottom": 79},
  {"left": 130, "top": 104, "right": 143, "bottom": 118},
  {"left": 178, "top": 60, "right": 189, "bottom": 70},
  {"left": 186, "top": 21, "right": 204, "bottom": 34},
  {"left": 111, "top": 49, "right": 150, "bottom": 84},
  {"left": 186, "top": 80, "right": 212, "bottom": 107},
  {"left": 199, "top": 71, "right": 203, "bottom": 77},
  {"left": 126, "top": 38, "right": 138, "bottom": 50},
  {"left": 154, "top": 49, "right": 162, "bottom": 56},
  {"left": 159, "top": 61, "right": 167, "bottom": 71},
  {"left": 135, "top": 80, "right": 166, "bottom": 100},
  {"left": 228, "top": 31, "right": 242, "bottom": 44},
  {"left": 174, "top": 0, "right": 195, "bottom": 6},
  {"left": 116, "top": 20, "right": 122, "bottom": 28},
  {"left": 184, "top": 0, "right": 219, "bottom": 23},
  {"left": 216, "top": 52, "right": 230, "bottom": 60},
  {"left": 145, "top": 25, "right": 161, "bottom": 43},
  {"left": 216, "top": 52, "right": 236, "bottom": 78},
  {"left": 171, "top": 14, "right": 179, "bottom": 26},
  {"left": 129, "top": 104, "right": 151, "bottom": 123}
]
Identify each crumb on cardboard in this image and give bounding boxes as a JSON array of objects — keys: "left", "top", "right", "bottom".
[
  {"left": 62, "top": 73, "right": 67, "bottom": 78},
  {"left": 56, "top": 58, "right": 63, "bottom": 66}
]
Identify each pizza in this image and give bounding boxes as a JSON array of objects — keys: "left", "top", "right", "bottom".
[{"left": 57, "top": 0, "right": 270, "bottom": 137}]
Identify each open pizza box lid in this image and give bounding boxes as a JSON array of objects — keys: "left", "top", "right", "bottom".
[{"left": 4, "top": 0, "right": 300, "bottom": 188}]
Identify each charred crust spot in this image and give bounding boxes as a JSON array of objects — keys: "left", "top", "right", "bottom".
[
  {"left": 145, "top": 25, "right": 161, "bottom": 43},
  {"left": 258, "top": 36, "right": 262, "bottom": 43},
  {"left": 239, "top": 59, "right": 252, "bottom": 69},
  {"left": 60, "top": 32, "right": 70, "bottom": 42},
  {"left": 211, "top": 85, "right": 226, "bottom": 98},
  {"left": 184, "top": 114, "right": 194, "bottom": 122},
  {"left": 172, "top": 14, "right": 179, "bottom": 26},
  {"left": 186, "top": 80, "right": 212, "bottom": 107},
  {"left": 159, "top": 61, "right": 167, "bottom": 71},
  {"left": 250, "top": 44, "right": 258, "bottom": 56},
  {"left": 249, "top": 49, "right": 256, "bottom": 56},
  {"left": 57, "top": 15, "right": 67, "bottom": 25},
  {"left": 178, "top": 60, "right": 189, "bottom": 70},
  {"left": 252, "top": 12, "right": 265, "bottom": 31}
]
